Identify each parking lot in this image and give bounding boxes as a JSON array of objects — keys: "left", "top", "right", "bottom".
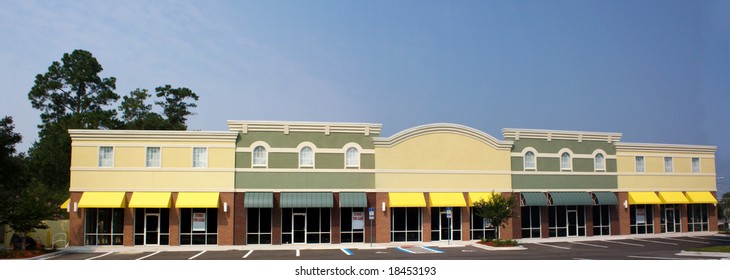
[{"left": 42, "top": 235, "right": 730, "bottom": 260}]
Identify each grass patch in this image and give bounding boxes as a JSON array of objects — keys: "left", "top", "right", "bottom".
[{"left": 686, "top": 246, "right": 730, "bottom": 253}]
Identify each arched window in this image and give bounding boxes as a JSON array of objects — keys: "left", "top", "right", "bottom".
[
  {"left": 345, "top": 147, "right": 359, "bottom": 167},
  {"left": 560, "top": 152, "right": 571, "bottom": 170},
  {"left": 594, "top": 153, "right": 605, "bottom": 171},
  {"left": 299, "top": 146, "right": 314, "bottom": 167},
  {"left": 524, "top": 151, "right": 536, "bottom": 170},
  {"left": 253, "top": 146, "right": 267, "bottom": 166}
]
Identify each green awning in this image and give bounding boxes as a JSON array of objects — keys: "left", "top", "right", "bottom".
[
  {"left": 593, "top": 192, "right": 618, "bottom": 205},
  {"left": 339, "top": 192, "right": 367, "bottom": 208},
  {"left": 281, "top": 192, "right": 333, "bottom": 208},
  {"left": 244, "top": 192, "right": 273, "bottom": 208},
  {"left": 521, "top": 192, "right": 548, "bottom": 206},
  {"left": 549, "top": 192, "right": 593, "bottom": 206}
]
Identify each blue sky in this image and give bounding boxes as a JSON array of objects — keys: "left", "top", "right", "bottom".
[{"left": 1, "top": 1, "right": 728, "bottom": 193}]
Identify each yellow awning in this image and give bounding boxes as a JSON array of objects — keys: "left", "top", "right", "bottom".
[
  {"left": 628, "top": 192, "right": 662, "bottom": 205},
  {"left": 78, "top": 192, "right": 126, "bottom": 208},
  {"left": 175, "top": 192, "right": 219, "bottom": 208},
  {"left": 658, "top": 192, "right": 690, "bottom": 204},
  {"left": 429, "top": 193, "right": 467, "bottom": 207},
  {"left": 129, "top": 192, "right": 172, "bottom": 208},
  {"left": 685, "top": 192, "right": 718, "bottom": 204},
  {"left": 60, "top": 198, "right": 70, "bottom": 210},
  {"left": 389, "top": 193, "right": 426, "bottom": 207},
  {"left": 468, "top": 192, "right": 497, "bottom": 207}
]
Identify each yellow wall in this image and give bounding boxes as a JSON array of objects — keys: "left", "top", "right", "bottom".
[
  {"left": 70, "top": 138, "right": 235, "bottom": 192},
  {"left": 375, "top": 132, "right": 512, "bottom": 190},
  {"left": 617, "top": 152, "right": 716, "bottom": 191}
]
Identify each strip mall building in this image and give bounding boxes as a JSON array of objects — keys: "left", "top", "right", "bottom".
[{"left": 65, "top": 121, "right": 719, "bottom": 246}]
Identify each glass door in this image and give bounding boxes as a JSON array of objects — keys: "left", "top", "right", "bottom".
[
  {"left": 145, "top": 213, "right": 160, "bottom": 245},
  {"left": 293, "top": 213, "right": 306, "bottom": 244},
  {"left": 567, "top": 210, "right": 578, "bottom": 237},
  {"left": 665, "top": 207, "right": 675, "bottom": 233},
  {"left": 440, "top": 211, "right": 451, "bottom": 241}
]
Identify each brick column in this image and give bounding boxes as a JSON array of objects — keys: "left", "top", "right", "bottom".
[
  {"left": 169, "top": 192, "right": 180, "bottom": 246},
  {"left": 123, "top": 192, "right": 134, "bottom": 246},
  {"left": 503, "top": 192, "right": 518, "bottom": 240},
  {"left": 68, "top": 192, "right": 84, "bottom": 246},
  {"left": 585, "top": 205, "right": 594, "bottom": 237},
  {"left": 217, "top": 192, "right": 235, "bottom": 245},
  {"left": 332, "top": 193, "right": 341, "bottom": 244},
  {"left": 234, "top": 192, "right": 246, "bottom": 245},
  {"left": 616, "top": 192, "right": 630, "bottom": 236},
  {"left": 653, "top": 205, "right": 662, "bottom": 234},
  {"left": 462, "top": 192, "right": 471, "bottom": 241},
  {"left": 375, "top": 192, "right": 390, "bottom": 243},
  {"left": 680, "top": 204, "right": 688, "bottom": 233},
  {"left": 272, "top": 193, "right": 282, "bottom": 245},
  {"left": 422, "top": 193, "right": 431, "bottom": 242}
]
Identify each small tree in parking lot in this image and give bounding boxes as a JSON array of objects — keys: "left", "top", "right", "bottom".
[{"left": 472, "top": 192, "right": 516, "bottom": 240}]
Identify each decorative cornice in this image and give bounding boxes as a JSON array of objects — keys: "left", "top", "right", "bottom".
[
  {"left": 373, "top": 123, "right": 513, "bottom": 150},
  {"left": 226, "top": 120, "right": 382, "bottom": 136},
  {"left": 68, "top": 129, "right": 239, "bottom": 142},
  {"left": 502, "top": 128, "right": 622, "bottom": 143},
  {"left": 615, "top": 142, "right": 717, "bottom": 154}
]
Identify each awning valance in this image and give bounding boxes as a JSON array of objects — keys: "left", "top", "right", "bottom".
[
  {"left": 339, "top": 192, "right": 368, "bottom": 208},
  {"left": 468, "top": 192, "right": 497, "bottom": 207},
  {"left": 244, "top": 192, "right": 273, "bottom": 208},
  {"left": 521, "top": 192, "right": 548, "bottom": 206},
  {"left": 78, "top": 192, "right": 126, "bottom": 208},
  {"left": 389, "top": 193, "right": 426, "bottom": 207},
  {"left": 658, "top": 192, "right": 690, "bottom": 204},
  {"left": 592, "top": 192, "right": 618, "bottom": 205},
  {"left": 628, "top": 192, "right": 662, "bottom": 205},
  {"left": 549, "top": 192, "right": 593, "bottom": 206},
  {"left": 685, "top": 192, "right": 718, "bottom": 204},
  {"left": 129, "top": 192, "right": 172, "bottom": 208},
  {"left": 429, "top": 193, "right": 467, "bottom": 207},
  {"left": 176, "top": 192, "right": 219, "bottom": 208},
  {"left": 280, "top": 192, "right": 333, "bottom": 208}
]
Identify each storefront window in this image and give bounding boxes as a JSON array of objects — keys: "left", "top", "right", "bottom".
[
  {"left": 660, "top": 204, "right": 682, "bottom": 233},
  {"left": 470, "top": 209, "right": 496, "bottom": 240},
  {"left": 630, "top": 205, "right": 654, "bottom": 234},
  {"left": 84, "top": 208, "right": 124, "bottom": 245},
  {"left": 548, "top": 206, "right": 586, "bottom": 237},
  {"left": 282, "top": 208, "right": 331, "bottom": 244},
  {"left": 180, "top": 208, "right": 217, "bottom": 245},
  {"left": 521, "top": 206, "right": 541, "bottom": 238},
  {"left": 340, "top": 208, "right": 365, "bottom": 243},
  {"left": 391, "top": 207, "right": 422, "bottom": 242},
  {"left": 133, "top": 208, "right": 170, "bottom": 245},
  {"left": 430, "top": 207, "right": 461, "bottom": 241},
  {"left": 592, "top": 205, "right": 611, "bottom": 236},
  {"left": 247, "top": 208, "right": 272, "bottom": 244},
  {"left": 687, "top": 204, "right": 709, "bottom": 232}
]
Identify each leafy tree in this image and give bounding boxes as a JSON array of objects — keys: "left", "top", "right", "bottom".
[
  {"left": 473, "top": 192, "right": 516, "bottom": 240},
  {"left": 154, "top": 85, "right": 199, "bottom": 130},
  {"left": 0, "top": 116, "right": 23, "bottom": 218},
  {"left": 119, "top": 88, "right": 167, "bottom": 130},
  {"left": 720, "top": 192, "right": 730, "bottom": 231}
]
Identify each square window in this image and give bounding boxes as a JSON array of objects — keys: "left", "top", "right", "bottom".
[
  {"left": 98, "top": 147, "right": 114, "bottom": 167},
  {"left": 146, "top": 147, "right": 161, "bottom": 167}
]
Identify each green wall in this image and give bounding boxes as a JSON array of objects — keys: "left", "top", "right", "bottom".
[
  {"left": 236, "top": 172, "right": 375, "bottom": 189},
  {"left": 509, "top": 138, "right": 616, "bottom": 155},
  {"left": 236, "top": 131, "right": 376, "bottom": 149},
  {"left": 236, "top": 153, "right": 374, "bottom": 169},
  {"left": 511, "top": 157, "right": 617, "bottom": 172},
  {"left": 512, "top": 174, "right": 617, "bottom": 190}
]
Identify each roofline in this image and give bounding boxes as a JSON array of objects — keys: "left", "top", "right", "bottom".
[
  {"left": 227, "top": 120, "right": 382, "bottom": 136},
  {"left": 374, "top": 123, "right": 514, "bottom": 150},
  {"left": 68, "top": 129, "right": 239, "bottom": 142},
  {"left": 615, "top": 142, "right": 717, "bottom": 153},
  {"left": 502, "top": 128, "right": 622, "bottom": 143}
]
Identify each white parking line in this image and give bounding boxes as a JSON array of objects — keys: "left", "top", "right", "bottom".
[
  {"left": 690, "top": 236, "right": 730, "bottom": 243},
  {"left": 243, "top": 250, "right": 254, "bottom": 259},
  {"left": 634, "top": 239, "right": 678, "bottom": 245},
  {"left": 296, "top": 249, "right": 300, "bottom": 257},
  {"left": 627, "top": 255, "right": 694, "bottom": 260},
  {"left": 136, "top": 251, "right": 160, "bottom": 260},
  {"left": 664, "top": 237, "right": 709, "bottom": 244},
  {"left": 188, "top": 251, "right": 207, "bottom": 260},
  {"left": 86, "top": 252, "right": 114, "bottom": 260},
  {"left": 533, "top": 243, "right": 570, "bottom": 250},
  {"left": 570, "top": 241, "right": 608, "bottom": 248},
  {"left": 601, "top": 240, "right": 644, "bottom": 247}
]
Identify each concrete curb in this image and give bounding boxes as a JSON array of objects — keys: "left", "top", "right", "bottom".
[
  {"left": 676, "top": 250, "right": 730, "bottom": 258},
  {"left": 471, "top": 243, "right": 527, "bottom": 251},
  {"left": 29, "top": 250, "right": 67, "bottom": 260}
]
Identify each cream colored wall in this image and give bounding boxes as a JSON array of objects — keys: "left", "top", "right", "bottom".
[
  {"left": 375, "top": 132, "right": 512, "bottom": 190},
  {"left": 70, "top": 138, "right": 235, "bottom": 191},
  {"left": 617, "top": 152, "right": 716, "bottom": 191}
]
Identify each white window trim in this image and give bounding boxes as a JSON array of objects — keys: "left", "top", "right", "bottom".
[
  {"left": 664, "top": 157, "right": 673, "bottom": 173},
  {"left": 691, "top": 157, "right": 701, "bottom": 173},
  {"left": 98, "top": 146, "right": 114, "bottom": 168},
  {"left": 635, "top": 156, "right": 645, "bottom": 173},
  {"left": 192, "top": 147, "right": 208, "bottom": 168},
  {"left": 145, "top": 146, "right": 162, "bottom": 168},
  {"left": 298, "top": 146, "right": 315, "bottom": 168},
  {"left": 251, "top": 141, "right": 270, "bottom": 168},
  {"left": 592, "top": 149, "right": 606, "bottom": 172},
  {"left": 558, "top": 148, "right": 573, "bottom": 171},
  {"left": 343, "top": 143, "right": 362, "bottom": 169},
  {"left": 522, "top": 147, "right": 538, "bottom": 171}
]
